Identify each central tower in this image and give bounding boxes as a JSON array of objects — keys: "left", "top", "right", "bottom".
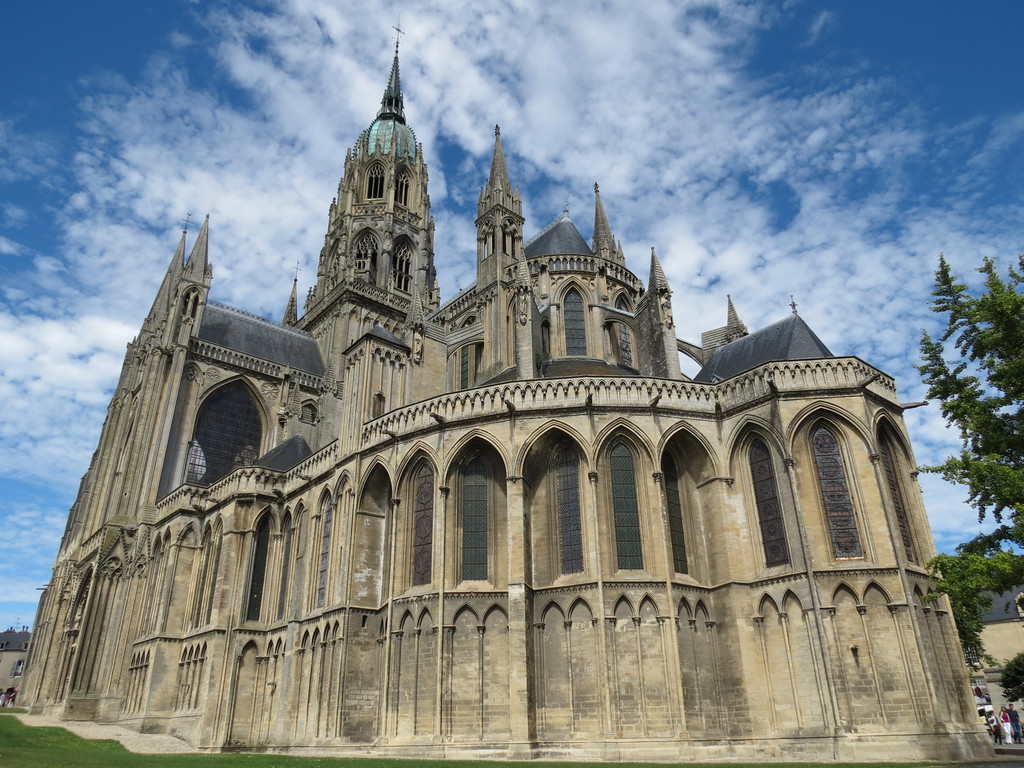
[{"left": 299, "top": 42, "right": 437, "bottom": 363}]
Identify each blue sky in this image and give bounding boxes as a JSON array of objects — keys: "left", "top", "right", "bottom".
[{"left": 1, "top": 1, "right": 1022, "bottom": 632}]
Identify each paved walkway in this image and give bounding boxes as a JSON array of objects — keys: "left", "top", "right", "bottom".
[{"left": 15, "top": 712, "right": 200, "bottom": 754}]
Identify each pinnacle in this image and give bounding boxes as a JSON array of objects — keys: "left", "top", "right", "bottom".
[
  {"left": 593, "top": 182, "right": 614, "bottom": 256},
  {"left": 488, "top": 124, "right": 511, "bottom": 192},
  {"left": 649, "top": 246, "right": 668, "bottom": 291}
]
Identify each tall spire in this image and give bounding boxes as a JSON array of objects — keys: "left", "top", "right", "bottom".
[
  {"left": 283, "top": 277, "right": 299, "bottom": 326},
  {"left": 649, "top": 246, "right": 668, "bottom": 292},
  {"left": 148, "top": 230, "right": 187, "bottom": 320},
  {"left": 183, "top": 214, "right": 210, "bottom": 280},
  {"left": 488, "top": 125, "right": 511, "bottom": 192},
  {"left": 378, "top": 38, "right": 405, "bottom": 123},
  {"left": 725, "top": 294, "right": 748, "bottom": 338},
  {"left": 592, "top": 183, "right": 614, "bottom": 257}
]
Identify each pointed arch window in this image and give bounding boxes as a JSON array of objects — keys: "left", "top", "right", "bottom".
[
  {"left": 412, "top": 464, "right": 434, "bottom": 586},
  {"left": 811, "top": 425, "right": 864, "bottom": 559},
  {"left": 749, "top": 439, "right": 790, "bottom": 567},
  {"left": 276, "top": 513, "right": 294, "bottom": 620},
  {"left": 554, "top": 442, "right": 583, "bottom": 574},
  {"left": 355, "top": 234, "right": 379, "bottom": 285},
  {"left": 392, "top": 242, "right": 412, "bottom": 292},
  {"left": 616, "top": 296, "right": 633, "bottom": 367},
  {"left": 316, "top": 495, "right": 334, "bottom": 607},
  {"left": 611, "top": 442, "right": 643, "bottom": 569},
  {"left": 462, "top": 457, "right": 489, "bottom": 580},
  {"left": 662, "top": 454, "right": 689, "bottom": 573},
  {"left": 564, "top": 288, "right": 587, "bottom": 356},
  {"left": 396, "top": 168, "right": 410, "bottom": 206},
  {"left": 186, "top": 382, "right": 262, "bottom": 485},
  {"left": 245, "top": 516, "right": 271, "bottom": 621},
  {"left": 366, "top": 163, "right": 385, "bottom": 200},
  {"left": 879, "top": 435, "right": 917, "bottom": 563}
]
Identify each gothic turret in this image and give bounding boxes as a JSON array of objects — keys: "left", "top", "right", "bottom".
[
  {"left": 476, "top": 125, "right": 524, "bottom": 290},
  {"left": 301, "top": 41, "right": 436, "bottom": 376}
]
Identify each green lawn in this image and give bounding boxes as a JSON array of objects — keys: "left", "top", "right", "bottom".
[{"left": 0, "top": 710, "right": 971, "bottom": 768}]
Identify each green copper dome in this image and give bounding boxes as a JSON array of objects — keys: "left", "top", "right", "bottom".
[{"left": 366, "top": 117, "right": 417, "bottom": 158}]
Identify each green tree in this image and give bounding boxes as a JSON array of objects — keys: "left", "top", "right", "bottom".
[
  {"left": 1002, "top": 651, "right": 1024, "bottom": 702},
  {"left": 919, "top": 254, "right": 1024, "bottom": 659}
]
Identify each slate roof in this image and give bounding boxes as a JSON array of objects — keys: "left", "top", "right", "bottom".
[
  {"left": 541, "top": 358, "right": 638, "bottom": 378},
  {"left": 524, "top": 213, "right": 593, "bottom": 258},
  {"left": 255, "top": 435, "right": 313, "bottom": 472},
  {"left": 982, "top": 588, "right": 1024, "bottom": 624},
  {"left": 197, "top": 302, "right": 325, "bottom": 376},
  {"left": 693, "top": 313, "right": 833, "bottom": 383}
]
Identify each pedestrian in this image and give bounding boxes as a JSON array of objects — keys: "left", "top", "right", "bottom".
[
  {"left": 1002, "top": 706, "right": 1014, "bottom": 744},
  {"left": 1010, "top": 704, "right": 1021, "bottom": 743},
  {"left": 990, "top": 714, "right": 1004, "bottom": 744}
]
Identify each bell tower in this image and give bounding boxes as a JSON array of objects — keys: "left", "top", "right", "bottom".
[{"left": 300, "top": 40, "right": 437, "bottom": 360}]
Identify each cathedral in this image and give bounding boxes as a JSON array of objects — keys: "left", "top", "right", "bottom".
[{"left": 23, "top": 45, "right": 990, "bottom": 761}]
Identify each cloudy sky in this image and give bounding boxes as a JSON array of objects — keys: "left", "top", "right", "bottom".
[{"left": 1, "top": 1, "right": 1021, "bottom": 631}]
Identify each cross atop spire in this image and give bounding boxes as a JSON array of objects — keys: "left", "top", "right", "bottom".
[{"left": 378, "top": 35, "right": 405, "bottom": 124}]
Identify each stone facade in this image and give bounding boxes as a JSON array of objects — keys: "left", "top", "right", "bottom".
[{"left": 23, "top": 46, "right": 991, "bottom": 761}]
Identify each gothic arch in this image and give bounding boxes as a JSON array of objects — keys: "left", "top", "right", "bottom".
[
  {"left": 786, "top": 402, "right": 872, "bottom": 451},
  {"left": 186, "top": 378, "right": 267, "bottom": 486},
  {"left": 441, "top": 430, "right": 511, "bottom": 479},
  {"left": 516, "top": 421, "right": 591, "bottom": 474},
  {"left": 594, "top": 419, "right": 656, "bottom": 464}
]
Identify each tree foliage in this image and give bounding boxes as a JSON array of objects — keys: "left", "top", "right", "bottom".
[
  {"left": 1003, "top": 651, "right": 1024, "bottom": 702},
  {"left": 919, "top": 254, "right": 1024, "bottom": 658}
]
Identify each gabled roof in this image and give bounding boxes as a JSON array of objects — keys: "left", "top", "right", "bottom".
[
  {"left": 255, "top": 435, "right": 313, "bottom": 472},
  {"left": 693, "top": 313, "right": 833, "bottom": 383},
  {"left": 524, "top": 213, "right": 592, "bottom": 259},
  {"left": 197, "top": 302, "right": 325, "bottom": 375}
]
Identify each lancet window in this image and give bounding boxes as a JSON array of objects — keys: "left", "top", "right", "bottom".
[
  {"left": 462, "top": 457, "right": 489, "bottom": 580},
  {"left": 392, "top": 242, "right": 412, "bottom": 292},
  {"left": 879, "top": 434, "right": 916, "bottom": 563},
  {"left": 564, "top": 288, "right": 587, "bottom": 355},
  {"left": 662, "top": 454, "right": 688, "bottom": 573},
  {"left": 412, "top": 464, "right": 434, "bottom": 586},
  {"left": 366, "top": 163, "right": 385, "bottom": 199},
  {"left": 316, "top": 494, "right": 334, "bottom": 607},
  {"left": 554, "top": 443, "right": 583, "bottom": 574},
  {"left": 396, "top": 168, "right": 410, "bottom": 206},
  {"left": 811, "top": 425, "right": 864, "bottom": 559},
  {"left": 748, "top": 438, "right": 790, "bottom": 567},
  {"left": 355, "top": 234, "right": 379, "bottom": 284},
  {"left": 245, "top": 516, "right": 271, "bottom": 622},
  {"left": 611, "top": 442, "right": 643, "bottom": 569},
  {"left": 276, "top": 514, "right": 293, "bottom": 620},
  {"left": 616, "top": 296, "right": 633, "bottom": 367}
]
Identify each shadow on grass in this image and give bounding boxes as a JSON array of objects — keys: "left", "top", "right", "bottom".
[{"left": 0, "top": 712, "right": 977, "bottom": 768}]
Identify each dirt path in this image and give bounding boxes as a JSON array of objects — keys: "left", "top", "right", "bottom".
[{"left": 15, "top": 712, "right": 201, "bottom": 754}]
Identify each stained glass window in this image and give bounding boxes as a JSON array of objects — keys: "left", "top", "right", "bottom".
[
  {"left": 564, "top": 289, "right": 587, "bottom": 356},
  {"left": 412, "top": 464, "right": 434, "bottom": 585},
  {"left": 276, "top": 515, "right": 293, "bottom": 620},
  {"left": 462, "top": 458, "right": 488, "bottom": 580},
  {"left": 611, "top": 443, "right": 643, "bottom": 569},
  {"left": 749, "top": 439, "right": 790, "bottom": 567},
  {"left": 186, "top": 382, "right": 262, "bottom": 485},
  {"left": 366, "top": 163, "right": 385, "bottom": 199},
  {"left": 662, "top": 455, "right": 688, "bottom": 573},
  {"left": 811, "top": 426, "right": 863, "bottom": 559},
  {"left": 316, "top": 495, "right": 333, "bottom": 607},
  {"left": 880, "top": 436, "right": 916, "bottom": 563},
  {"left": 459, "top": 345, "right": 471, "bottom": 389},
  {"left": 245, "top": 517, "right": 270, "bottom": 621},
  {"left": 555, "top": 444, "right": 583, "bottom": 574},
  {"left": 616, "top": 297, "right": 632, "bottom": 367}
]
